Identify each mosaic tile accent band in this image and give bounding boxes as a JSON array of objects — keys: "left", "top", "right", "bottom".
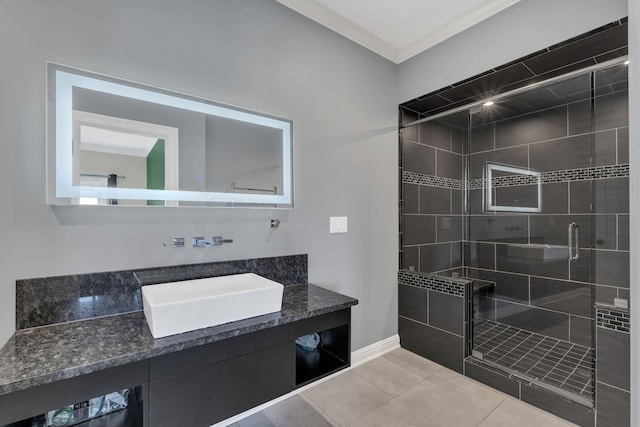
[
  {"left": 403, "top": 164, "right": 629, "bottom": 190},
  {"left": 468, "top": 164, "right": 630, "bottom": 190},
  {"left": 402, "top": 171, "right": 465, "bottom": 190},
  {"left": 397, "top": 270, "right": 466, "bottom": 297},
  {"left": 596, "top": 307, "right": 630, "bottom": 333}
]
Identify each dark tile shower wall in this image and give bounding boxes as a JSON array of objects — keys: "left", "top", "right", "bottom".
[
  {"left": 397, "top": 271, "right": 467, "bottom": 373},
  {"left": 401, "top": 20, "right": 627, "bottom": 118},
  {"left": 595, "top": 306, "right": 630, "bottom": 427},
  {"left": 399, "top": 18, "right": 629, "bottom": 342},
  {"left": 398, "top": 19, "right": 628, "bottom": 427},
  {"left": 400, "top": 109, "right": 465, "bottom": 276},
  {"left": 466, "top": 84, "right": 629, "bottom": 347}
]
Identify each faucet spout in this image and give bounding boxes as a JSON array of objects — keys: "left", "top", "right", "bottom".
[{"left": 211, "top": 236, "right": 233, "bottom": 246}]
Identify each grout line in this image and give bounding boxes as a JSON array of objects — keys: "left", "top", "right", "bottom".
[
  {"left": 492, "top": 123, "right": 496, "bottom": 151},
  {"left": 616, "top": 127, "right": 619, "bottom": 164},
  {"left": 483, "top": 329, "right": 531, "bottom": 361},
  {"left": 426, "top": 288, "right": 430, "bottom": 327},
  {"left": 449, "top": 127, "right": 453, "bottom": 152},
  {"left": 435, "top": 216, "right": 438, "bottom": 244},
  {"left": 580, "top": 378, "right": 594, "bottom": 397},
  {"left": 467, "top": 127, "right": 626, "bottom": 157},
  {"left": 616, "top": 213, "right": 619, "bottom": 251},
  {"left": 399, "top": 315, "right": 465, "bottom": 338},
  {"left": 466, "top": 264, "right": 626, "bottom": 287},
  {"left": 410, "top": 142, "right": 464, "bottom": 156},
  {"left": 527, "top": 340, "right": 563, "bottom": 381},
  {"left": 299, "top": 395, "right": 341, "bottom": 427},
  {"left": 434, "top": 149, "right": 438, "bottom": 177},
  {"left": 595, "top": 380, "right": 631, "bottom": 394},
  {"left": 495, "top": 332, "right": 535, "bottom": 367},
  {"left": 417, "top": 180, "right": 421, "bottom": 215},
  {"left": 473, "top": 320, "right": 594, "bottom": 396},
  {"left": 563, "top": 348, "right": 591, "bottom": 389}
]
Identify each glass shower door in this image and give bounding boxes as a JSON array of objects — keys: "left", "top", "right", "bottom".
[{"left": 466, "top": 70, "right": 599, "bottom": 405}]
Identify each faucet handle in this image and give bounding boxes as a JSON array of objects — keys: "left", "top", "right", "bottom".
[
  {"left": 211, "top": 236, "right": 233, "bottom": 246},
  {"left": 193, "top": 237, "right": 211, "bottom": 247}
]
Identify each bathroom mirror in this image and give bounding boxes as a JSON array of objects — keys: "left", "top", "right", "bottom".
[
  {"left": 46, "top": 63, "right": 293, "bottom": 207},
  {"left": 485, "top": 163, "right": 541, "bottom": 213}
]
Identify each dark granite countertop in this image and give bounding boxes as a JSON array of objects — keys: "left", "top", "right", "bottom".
[{"left": 0, "top": 284, "right": 357, "bottom": 396}]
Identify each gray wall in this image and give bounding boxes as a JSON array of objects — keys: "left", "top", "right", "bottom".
[{"left": 0, "top": 0, "right": 398, "bottom": 349}]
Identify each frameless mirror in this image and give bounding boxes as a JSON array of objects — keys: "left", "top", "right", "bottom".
[{"left": 47, "top": 63, "right": 293, "bottom": 207}]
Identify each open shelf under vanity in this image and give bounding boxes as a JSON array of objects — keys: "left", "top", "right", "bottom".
[{"left": 295, "top": 323, "right": 350, "bottom": 387}]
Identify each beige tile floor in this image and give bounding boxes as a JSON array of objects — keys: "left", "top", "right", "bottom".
[{"left": 233, "top": 348, "right": 578, "bottom": 427}]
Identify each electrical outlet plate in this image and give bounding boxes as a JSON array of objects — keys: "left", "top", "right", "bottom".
[{"left": 329, "top": 216, "right": 348, "bottom": 234}]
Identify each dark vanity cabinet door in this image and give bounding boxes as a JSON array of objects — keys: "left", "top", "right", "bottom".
[{"left": 148, "top": 325, "right": 294, "bottom": 427}]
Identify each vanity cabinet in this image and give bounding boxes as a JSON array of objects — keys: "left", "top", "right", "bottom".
[
  {"left": 148, "top": 309, "right": 351, "bottom": 426},
  {"left": 148, "top": 324, "right": 293, "bottom": 427},
  {"left": 0, "top": 308, "right": 352, "bottom": 427}
]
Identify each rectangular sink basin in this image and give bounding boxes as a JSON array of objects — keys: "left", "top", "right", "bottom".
[
  {"left": 141, "top": 273, "right": 284, "bottom": 338},
  {"left": 507, "top": 244, "right": 569, "bottom": 262}
]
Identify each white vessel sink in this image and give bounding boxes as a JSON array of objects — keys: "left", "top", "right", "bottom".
[
  {"left": 507, "top": 244, "right": 569, "bottom": 262},
  {"left": 141, "top": 273, "right": 284, "bottom": 338}
]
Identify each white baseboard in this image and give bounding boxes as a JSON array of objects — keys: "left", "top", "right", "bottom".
[
  {"left": 211, "top": 334, "right": 400, "bottom": 427},
  {"left": 350, "top": 334, "right": 400, "bottom": 367}
]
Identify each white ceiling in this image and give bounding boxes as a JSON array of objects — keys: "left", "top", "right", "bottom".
[
  {"left": 276, "top": 0, "right": 521, "bottom": 63},
  {"left": 80, "top": 126, "right": 159, "bottom": 158}
]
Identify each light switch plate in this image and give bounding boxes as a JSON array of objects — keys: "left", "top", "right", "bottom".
[{"left": 330, "top": 216, "right": 348, "bottom": 234}]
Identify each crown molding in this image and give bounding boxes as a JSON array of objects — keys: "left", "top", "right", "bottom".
[
  {"left": 396, "top": 0, "right": 521, "bottom": 62},
  {"left": 276, "top": 0, "right": 398, "bottom": 62},
  {"left": 276, "top": 0, "right": 521, "bottom": 64}
]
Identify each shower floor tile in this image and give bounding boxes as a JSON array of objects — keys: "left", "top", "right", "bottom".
[{"left": 472, "top": 320, "right": 593, "bottom": 400}]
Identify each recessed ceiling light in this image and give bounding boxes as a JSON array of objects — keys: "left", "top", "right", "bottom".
[
  {"left": 483, "top": 101, "right": 494, "bottom": 107},
  {"left": 624, "top": 60, "right": 630, "bottom": 65}
]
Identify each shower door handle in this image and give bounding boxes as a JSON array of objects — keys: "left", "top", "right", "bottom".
[{"left": 568, "top": 223, "right": 579, "bottom": 262}]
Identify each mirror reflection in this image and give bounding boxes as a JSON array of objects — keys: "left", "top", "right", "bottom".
[{"left": 47, "top": 64, "right": 293, "bottom": 207}]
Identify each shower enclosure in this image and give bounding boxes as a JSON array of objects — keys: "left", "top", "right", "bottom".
[{"left": 399, "top": 58, "right": 629, "bottom": 406}]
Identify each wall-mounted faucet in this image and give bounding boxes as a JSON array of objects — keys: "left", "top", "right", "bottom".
[
  {"left": 193, "top": 236, "right": 234, "bottom": 247},
  {"left": 211, "top": 236, "right": 233, "bottom": 246},
  {"left": 163, "top": 237, "right": 185, "bottom": 248}
]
